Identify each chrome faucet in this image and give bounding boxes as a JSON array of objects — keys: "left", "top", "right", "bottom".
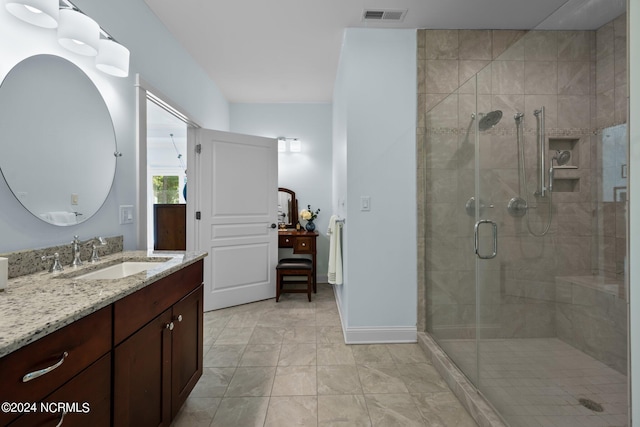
[
  {"left": 90, "top": 237, "right": 107, "bottom": 263},
  {"left": 42, "top": 253, "right": 64, "bottom": 273},
  {"left": 71, "top": 235, "right": 83, "bottom": 267}
]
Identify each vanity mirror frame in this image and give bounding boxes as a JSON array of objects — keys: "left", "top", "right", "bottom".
[
  {"left": 0, "top": 54, "right": 118, "bottom": 226},
  {"left": 278, "top": 187, "right": 298, "bottom": 229}
]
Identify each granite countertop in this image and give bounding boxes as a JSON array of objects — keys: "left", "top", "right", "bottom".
[{"left": 0, "top": 250, "right": 207, "bottom": 358}]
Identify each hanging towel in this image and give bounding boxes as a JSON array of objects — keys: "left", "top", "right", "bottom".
[
  {"left": 42, "top": 211, "right": 77, "bottom": 225},
  {"left": 327, "top": 215, "right": 343, "bottom": 285}
]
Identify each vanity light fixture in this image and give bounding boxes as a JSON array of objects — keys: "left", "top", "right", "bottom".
[
  {"left": 278, "top": 137, "right": 287, "bottom": 153},
  {"left": 289, "top": 138, "right": 301, "bottom": 152},
  {"left": 4, "top": 0, "right": 59, "bottom": 28},
  {"left": 277, "top": 137, "right": 301, "bottom": 153},
  {"left": 57, "top": 8, "right": 100, "bottom": 56},
  {"left": 5, "top": 0, "right": 130, "bottom": 77},
  {"left": 95, "top": 38, "right": 130, "bottom": 77}
]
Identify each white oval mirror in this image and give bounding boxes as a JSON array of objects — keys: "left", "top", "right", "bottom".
[{"left": 0, "top": 55, "right": 117, "bottom": 226}]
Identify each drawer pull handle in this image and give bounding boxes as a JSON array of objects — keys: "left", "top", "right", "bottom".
[
  {"left": 55, "top": 410, "right": 68, "bottom": 427},
  {"left": 301, "top": 243, "right": 306, "bottom": 247},
  {"left": 22, "top": 352, "right": 68, "bottom": 383},
  {"left": 174, "top": 314, "right": 183, "bottom": 322},
  {"left": 166, "top": 322, "right": 175, "bottom": 331}
]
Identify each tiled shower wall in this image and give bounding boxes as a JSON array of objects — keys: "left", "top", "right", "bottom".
[{"left": 417, "top": 15, "right": 627, "bottom": 348}]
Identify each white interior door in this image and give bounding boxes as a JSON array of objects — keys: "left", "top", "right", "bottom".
[{"left": 189, "top": 129, "right": 278, "bottom": 311}]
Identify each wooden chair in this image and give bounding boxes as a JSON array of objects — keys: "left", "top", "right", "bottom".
[{"left": 276, "top": 259, "right": 314, "bottom": 302}]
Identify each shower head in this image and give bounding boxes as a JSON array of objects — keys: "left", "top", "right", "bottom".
[
  {"left": 549, "top": 150, "right": 572, "bottom": 193},
  {"left": 552, "top": 150, "right": 571, "bottom": 166},
  {"left": 478, "top": 110, "right": 503, "bottom": 131}
]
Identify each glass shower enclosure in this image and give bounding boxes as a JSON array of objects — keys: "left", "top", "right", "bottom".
[{"left": 420, "top": 3, "right": 629, "bottom": 425}]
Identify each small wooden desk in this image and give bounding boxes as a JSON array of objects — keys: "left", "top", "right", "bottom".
[{"left": 278, "top": 230, "right": 318, "bottom": 286}]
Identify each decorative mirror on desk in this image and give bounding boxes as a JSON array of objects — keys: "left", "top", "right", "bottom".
[{"left": 278, "top": 187, "right": 298, "bottom": 228}]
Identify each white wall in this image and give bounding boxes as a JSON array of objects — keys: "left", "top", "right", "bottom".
[
  {"left": 229, "top": 103, "right": 333, "bottom": 279},
  {"left": 0, "top": 0, "right": 228, "bottom": 253},
  {"left": 629, "top": 0, "right": 639, "bottom": 421},
  {"left": 332, "top": 28, "right": 417, "bottom": 343}
]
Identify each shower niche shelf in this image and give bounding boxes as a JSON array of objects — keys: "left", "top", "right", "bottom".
[
  {"left": 549, "top": 137, "right": 581, "bottom": 193},
  {"left": 551, "top": 177, "right": 580, "bottom": 193},
  {"left": 549, "top": 137, "right": 580, "bottom": 169}
]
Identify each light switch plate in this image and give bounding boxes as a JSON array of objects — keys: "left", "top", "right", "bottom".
[
  {"left": 360, "top": 196, "right": 371, "bottom": 211},
  {"left": 120, "top": 205, "right": 134, "bottom": 224}
]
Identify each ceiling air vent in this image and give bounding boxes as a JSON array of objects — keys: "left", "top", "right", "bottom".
[{"left": 362, "top": 9, "right": 407, "bottom": 22}]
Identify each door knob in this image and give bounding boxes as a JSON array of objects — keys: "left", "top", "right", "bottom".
[{"left": 270, "top": 223, "right": 277, "bottom": 229}]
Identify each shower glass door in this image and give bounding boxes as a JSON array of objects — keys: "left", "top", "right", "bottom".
[{"left": 424, "top": 75, "right": 479, "bottom": 385}]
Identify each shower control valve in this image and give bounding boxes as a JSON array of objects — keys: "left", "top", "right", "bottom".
[{"left": 507, "top": 197, "right": 527, "bottom": 217}]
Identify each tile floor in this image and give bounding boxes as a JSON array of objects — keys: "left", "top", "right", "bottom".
[
  {"left": 171, "top": 284, "right": 478, "bottom": 427},
  {"left": 440, "top": 338, "right": 629, "bottom": 427}
]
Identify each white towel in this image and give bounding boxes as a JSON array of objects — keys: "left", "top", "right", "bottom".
[
  {"left": 44, "top": 211, "right": 77, "bottom": 225},
  {"left": 327, "top": 215, "right": 343, "bottom": 285}
]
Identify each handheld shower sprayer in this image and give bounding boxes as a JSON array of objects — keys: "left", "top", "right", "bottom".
[{"left": 549, "top": 150, "right": 571, "bottom": 193}]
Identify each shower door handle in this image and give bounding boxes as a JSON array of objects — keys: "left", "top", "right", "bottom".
[{"left": 474, "top": 220, "right": 497, "bottom": 259}]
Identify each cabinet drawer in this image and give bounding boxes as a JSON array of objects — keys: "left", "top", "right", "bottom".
[
  {"left": 113, "top": 260, "right": 203, "bottom": 345},
  {"left": 9, "top": 353, "right": 111, "bottom": 427},
  {"left": 0, "top": 306, "right": 111, "bottom": 426},
  {"left": 279, "top": 235, "right": 294, "bottom": 247},
  {"left": 294, "top": 237, "right": 315, "bottom": 253}
]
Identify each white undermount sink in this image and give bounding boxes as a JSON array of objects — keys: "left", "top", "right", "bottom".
[{"left": 75, "top": 261, "right": 165, "bottom": 280}]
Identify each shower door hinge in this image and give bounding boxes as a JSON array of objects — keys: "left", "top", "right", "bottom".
[
  {"left": 195, "top": 211, "right": 201, "bottom": 220},
  {"left": 196, "top": 144, "right": 202, "bottom": 154}
]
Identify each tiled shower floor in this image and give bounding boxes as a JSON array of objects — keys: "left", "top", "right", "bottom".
[{"left": 439, "top": 338, "right": 628, "bottom": 427}]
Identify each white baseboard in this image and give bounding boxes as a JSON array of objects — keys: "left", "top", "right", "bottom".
[
  {"left": 343, "top": 326, "right": 417, "bottom": 344},
  {"left": 331, "top": 285, "right": 417, "bottom": 344}
]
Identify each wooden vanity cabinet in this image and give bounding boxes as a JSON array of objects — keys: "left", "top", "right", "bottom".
[
  {"left": 0, "top": 306, "right": 112, "bottom": 426},
  {"left": 113, "top": 260, "right": 204, "bottom": 426},
  {"left": 0, "top": 259, "right": 204, "bottom": 427},
  {"left": 9, "top": 353, "right": 111, "bottom": 427}
]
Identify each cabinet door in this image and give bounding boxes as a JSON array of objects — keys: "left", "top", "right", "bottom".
[
  {"left": 0, "top": 306, "right": 111, "bottom": 426},
  {"left": 114, "top": 309, "right": 173, "bottom": 427},
  {"left": 171, "top": 285, "right": 203, "bottom": 418},
  {"left": 9, "top": 353, "right": 111, "bottom": 427}
]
